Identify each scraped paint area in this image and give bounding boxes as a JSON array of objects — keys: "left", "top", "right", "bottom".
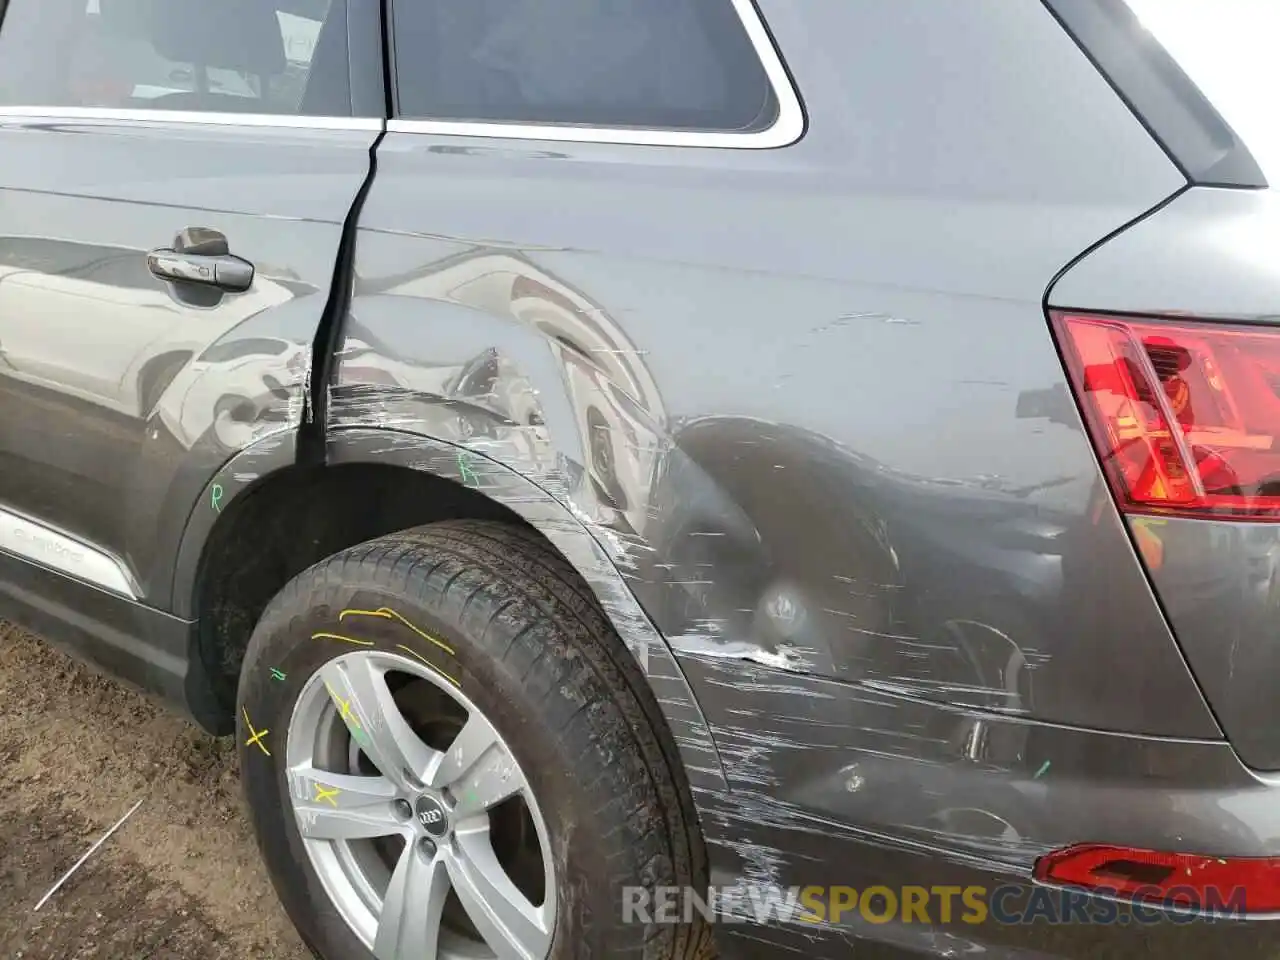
[{"left": 307, "top": 214, "right": 1240, "bottom": 954}]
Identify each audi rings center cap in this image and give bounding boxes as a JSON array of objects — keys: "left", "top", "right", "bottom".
[{"left": 416, "top": 794, "right": 449, "bottom": 838}]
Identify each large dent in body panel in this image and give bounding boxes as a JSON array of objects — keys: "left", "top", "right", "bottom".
[
  {"left": 334, "top": 224, "right": 1219, "bottom": 761},
  {"left": 340, "top": 220, "right": 1213, "bottom": 731},
  {"left": 337, "top": 0, "right": 1222, "bottom": 888},
  {"left": 326, "top": 252, "right": 1225, "bottom": 912},
  {"left": 335, "top": 217, "right": 1222, "bottom": 741},
  {"left": 325, "top": 237, "right": 1228, "bottom": 909},
  {"left": 324, "top": 426, "right": 729, "bottom": 795}
]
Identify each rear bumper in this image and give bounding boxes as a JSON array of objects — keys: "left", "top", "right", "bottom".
[
  {"left": 707, "top": 826, "right": 1280, "bottom": 959},
  {"left": 682, "top": 654, "right": 1280, "bottom": 958},
  {"left": 1139, "top": 515, "right": 1280, "bottom": 771}
]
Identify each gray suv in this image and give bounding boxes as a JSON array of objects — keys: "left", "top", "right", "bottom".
[{"left": 0, "top": 0, "right": 1277, "bottom": 957}]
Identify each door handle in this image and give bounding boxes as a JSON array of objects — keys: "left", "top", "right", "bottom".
[{"left": 147, "top": 248, "right": 254, "bottom": 292}]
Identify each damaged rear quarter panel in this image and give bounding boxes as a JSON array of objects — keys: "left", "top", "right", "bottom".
[
  {"left": 335, "top": 0, "right": 1222, "bottom": 905},
  {"left": 1050, "top": 186, "right": 1280, "bottom": 772}
]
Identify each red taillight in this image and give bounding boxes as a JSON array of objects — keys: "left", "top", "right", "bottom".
[
  {"left": 1035, "top": 844, "right": 1280, "bottom": 913},
  {"left": 1052, "top": 311, "right": 1280, "bottom": 521}
]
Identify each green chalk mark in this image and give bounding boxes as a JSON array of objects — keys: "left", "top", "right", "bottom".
[
  {"left": 457, "top": 451, "right": 480, "bottom": 487},
  {"left": 211, "top": 483, "right": 224, "bottom": 513},
  {"left": 1033, "top": 760, "right": 1051, "bottom": 780},
  {"left": 270, "top": 668, "right": 286, "bottom": 681}
]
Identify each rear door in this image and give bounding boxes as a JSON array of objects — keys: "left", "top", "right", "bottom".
[{"left": 0, "top": 0, "right": 382, "bottom": 602}]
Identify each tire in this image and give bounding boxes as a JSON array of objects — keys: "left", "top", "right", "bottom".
[{"left": 236, "top": 519, "right": 713, "bottom": 960}]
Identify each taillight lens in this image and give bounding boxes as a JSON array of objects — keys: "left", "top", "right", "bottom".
[
  {"left": 1035, "top": 843, "right": 1280, "bottom": 913},
  {"left": 1052, "top": 311, "right": 1280, "bottom": 521}
]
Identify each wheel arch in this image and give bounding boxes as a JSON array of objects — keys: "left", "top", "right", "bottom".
[
  {"left": 324, "top": 427, "right": 728, "bottom": 795},
  {"left": 173, "top": 425, "right": 728, "bottom": 796}
]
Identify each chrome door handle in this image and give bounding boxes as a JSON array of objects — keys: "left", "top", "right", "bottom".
[{"left": 147, "top": 248, "right": 255, "bottom": 292}]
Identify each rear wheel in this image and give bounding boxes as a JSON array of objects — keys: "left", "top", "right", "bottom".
[{"left": 236, "top": 519, "right": 712, "bottom": 959}]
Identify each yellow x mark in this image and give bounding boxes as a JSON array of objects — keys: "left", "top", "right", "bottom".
[
  {"left": 242, "top": 707, "right": 271, "bottom": 757},
  {"left": 314, "top": 783, "right": 341, "bottom": 807},
  {"left": 325, "top": 682, "right": 363, "bottom": 731}
]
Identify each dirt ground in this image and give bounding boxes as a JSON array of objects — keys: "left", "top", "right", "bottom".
[{"left": 0, "top": 624, "right": 310, "bottom": 960}]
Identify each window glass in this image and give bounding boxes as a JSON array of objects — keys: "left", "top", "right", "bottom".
[
  {"left": 391, "top": 0, "right": 778, "bottom": 132},
  {"left": 0, "top": 0, "right": 351, "bottom": 116}
]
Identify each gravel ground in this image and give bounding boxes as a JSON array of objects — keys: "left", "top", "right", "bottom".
[{"left": 0, "top": 624, "right": 310, "bottom": 960}]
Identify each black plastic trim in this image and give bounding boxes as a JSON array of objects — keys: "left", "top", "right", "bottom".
[
  {"left": 1042, "top": 0, "right": 1266, "bottom": 189},
  {"left": 299, "top": 0, "right": 386, "bottom": 464},
  {"left": 297, "top": 127, "right": 384, "bottom": 467},
  {"left": 381, "top": 0, "right": 399, "bottom": 118},
  {"left": 0, "top": 550, "right": 216, "bottom": 728}
]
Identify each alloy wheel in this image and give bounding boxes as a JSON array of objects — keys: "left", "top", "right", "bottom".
[{"left": 285, "top": 650, "right": 555, "bottom": 960}]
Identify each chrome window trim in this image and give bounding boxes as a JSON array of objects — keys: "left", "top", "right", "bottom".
[
  {"left": 0, "top": 106, "right": 384, "bottom": 131},
  {"left": 0, "top": 507, "right": 138, "bottom": 598},
  {"left": 386, "top": 0, "right": 804, "bottom": 149}
]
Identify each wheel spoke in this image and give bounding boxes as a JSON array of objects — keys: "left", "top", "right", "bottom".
[
  {"left": 319, "top": 658, "right": 440, "bottom": 789},
  {"left": 431, "top": 711, "right": 525, "bottom": 818},
  {"left": 448, "top": 828, "right": 552, "bottom": 960},
  {"left": 287, "top": 766, "right": 403, "bottom": 841},
  {"left": 374, "top": 843, "right": 450, "bottom": 960}
]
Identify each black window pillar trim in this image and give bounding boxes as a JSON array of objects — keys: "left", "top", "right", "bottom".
[
  {"left": 1041, "top": 0, "right": 1267, "bottom": 190},
  {"left": 298, "top": 0, "right": 388, "bottom": 466}
]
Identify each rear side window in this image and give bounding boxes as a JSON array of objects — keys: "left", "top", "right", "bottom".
[
  {"left": 390, "top": 0, "right": 779, "bottom": 133},
  {"left": 0, "top": 0, "right": 353, "bottom": 117}
]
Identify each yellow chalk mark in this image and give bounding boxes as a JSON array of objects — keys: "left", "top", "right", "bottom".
[
  {"left": 311, "top": 631, "right": 375, "bottom": 647},
  {"left": 325, "top": 682, "right": 362, "bottom": 730},
  {"left": 396, "top": 644, "right": 461, "bottom": 688},
  {"left": 340, "top": 607, "right": 455, "bottom": 657},
  {"left": 242, "top": 706, "right": 271, "bottom": 756},
  {"left": 339, "top": 607, "right": 393, "bottom": 623},
  {"left": 313, "top": 783, "right": 341, "bottom": 808}
]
